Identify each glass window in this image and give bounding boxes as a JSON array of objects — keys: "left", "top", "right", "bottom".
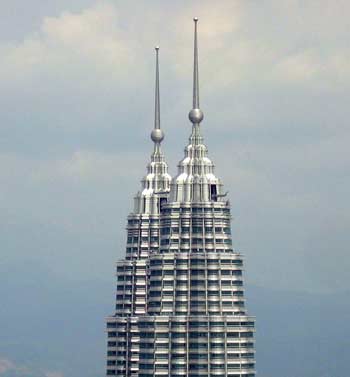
[
  {"left": 207, "top": 259, "right": 218, "bottom": 264},
  {"left": 177, "top": 259, "right": 187, "bottom": 264},
  {"left": 227, "top": 332, "right": 239, "bottom": 338},
  {"left": 241, "top": 322, "right": 254, "bottom": 327},
  {"left": 241, "top": 332, "right": 254, "bottom": 338}
]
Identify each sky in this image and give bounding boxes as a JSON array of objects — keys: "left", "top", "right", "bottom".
[{"left": 1, "top": 0, "right": 350, "bottom": 299}]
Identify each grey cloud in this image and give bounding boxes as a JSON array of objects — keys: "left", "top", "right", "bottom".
[
  {"left": 0, "top": 0, "right": 349, "bottom": 296},
  {"left": 0, "top": 358, "right": 63, "bottom": 377}
]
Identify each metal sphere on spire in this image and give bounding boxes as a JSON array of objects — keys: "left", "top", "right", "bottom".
[
  {"left": 151, "top": 128, "right": 164, "bottom": 143},
  {"left": 189, "top": 108, "right": 204, "bottom": 123}
]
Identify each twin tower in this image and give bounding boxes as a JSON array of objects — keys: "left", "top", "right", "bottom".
[{"left": 106, "top": 18, "right": 256, "bottom": 377}]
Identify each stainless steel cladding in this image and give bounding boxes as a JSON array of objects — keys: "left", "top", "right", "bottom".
[{"left": 106, "top": 19, "right": 256, "bottom": 377}]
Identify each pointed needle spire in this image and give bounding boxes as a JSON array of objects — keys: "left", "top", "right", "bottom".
[
  {"left": 193, "top": 17, "right": 199, "bottom": 109},
  {"left": 189, "top": 17, "right": 204, "bottom": 124},
  {"left": 151, "top": 46, "right": 164, "bottom": 146},
  {"left": 154, "top": 46, "right": 160, "bottom": 130}
]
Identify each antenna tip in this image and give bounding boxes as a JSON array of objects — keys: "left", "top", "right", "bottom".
[
  {"left": 193, "top": 17, "right": 198, "bottom": 22},
  {"left": 155, "top": 46, "right": 159, "bottom": 50}
]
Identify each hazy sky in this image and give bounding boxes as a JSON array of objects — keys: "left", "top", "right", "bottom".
[{"left": 1, "top": 0, "right": 349, "bottom": 294}]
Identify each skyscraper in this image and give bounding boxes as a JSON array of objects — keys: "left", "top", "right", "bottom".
[{"left": 106, "top": 19, "right": 255, "bottom": 377}]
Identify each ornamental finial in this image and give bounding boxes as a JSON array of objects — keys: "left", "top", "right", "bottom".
[
  {"left": 189, "top": 17, "right": 204, "bottom": 124},
  {"left": 151, "top": 46, "right": 164, "bottom": 144}
]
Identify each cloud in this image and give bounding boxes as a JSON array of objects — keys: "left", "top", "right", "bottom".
[
  {"left": 0, "top": 148, "right": 143, "bottom": 231},
  {"left": 45, "top": 372, "right": 64, "bottom": 377},
  {"left": 0, "top": 149, "right": 143, "bottom": 196},
  {"left": 2, "top": 0, "right": 349, "bottom": 93},
  {"left": 0, "top": 358, "right": 63, "bottom": 377},
  {"left": 174, "top": 0, "right": 350, "bottom": 92},
  {"left": 0, "top": 3, "right": 134, "bottom": 87},
  {"left": 0, "top": 0, "right": 349, "bottom": 295},
  {"left": 32, "top": 149, "right": 142, "bottom": 182},
  {"left": 0, "top": 359, "right": 14, "bottom": 374}
]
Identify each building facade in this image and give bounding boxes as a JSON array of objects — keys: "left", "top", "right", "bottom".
[{"left": 106, "top": 19, "right": 256, "bottom": 377}]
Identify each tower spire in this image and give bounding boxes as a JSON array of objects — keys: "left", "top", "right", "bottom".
[
  {"left": 189, "top": 17, "right": 204, "bottom": 125},
  {"left": 193, "top": 17, "right": 199, "bottom": 109},
  {"left": 151, "top": 46, "right": 164, "bottom": 150},
  {"left": 154, "top": 46, "right": 160, "bottom": 130}
]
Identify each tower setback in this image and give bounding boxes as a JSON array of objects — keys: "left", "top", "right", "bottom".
[{"left": 106, "top": 19, "right": 256, "bottom": 377}]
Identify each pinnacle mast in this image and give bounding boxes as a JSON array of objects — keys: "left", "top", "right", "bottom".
[
  {"left": 151, "top": 46, "right": 164, "bottom": 155},
  {"left": 193, "top": 17, "right": 199, "bottom": 109},
  {"left": 189, "top": 17, "right": 204, "bottom": 126},
  {"left": 154, "top": 46, "right": 160, "bottom": 131}
]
